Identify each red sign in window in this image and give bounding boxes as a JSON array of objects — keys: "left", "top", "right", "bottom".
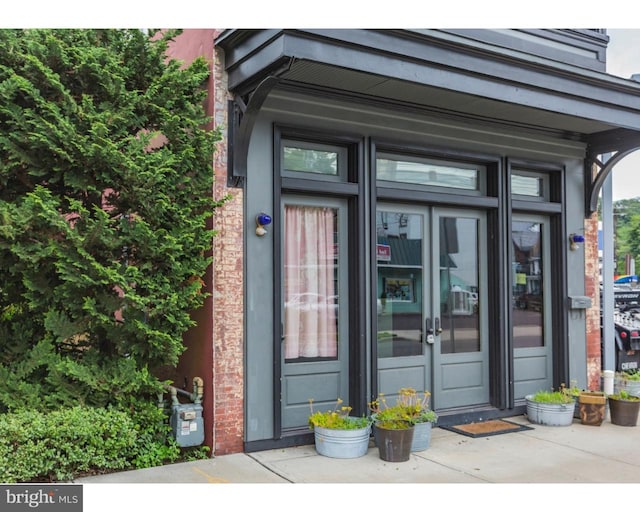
[{"left": 377, "top": 244, "right": 391, "bottom": 261}]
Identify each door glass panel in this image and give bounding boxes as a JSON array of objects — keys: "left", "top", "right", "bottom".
[
  {"left": 283, "top": 205, "right": 339, "bottom": 361},
  {"left": 376, "top": 211, "right": 424, "bottom": 358},
  {"left": 439, "top": 217, "right": 480, "bottom": 354},
  {"left": 512, "top": 221, "right": 544, "bottom": 348}
]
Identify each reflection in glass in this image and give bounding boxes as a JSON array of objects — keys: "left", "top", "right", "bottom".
[
  {"left": 439, "top": 217, "right": 480, "bottom": 354},
  {"left": 377, "top": 154, "right": 479, "bottom": 190},
  {"left": 376, "top": 211, "right": 423, "bottom": 358},
  {"left": 283, "top": 146, "right": 338, "bottom": 175},
  {"left": 511, "top": 173, "right": 543, "bottom": 197},
  {"left": 512, "top": 221, "right": 544, "bottom": 348}
]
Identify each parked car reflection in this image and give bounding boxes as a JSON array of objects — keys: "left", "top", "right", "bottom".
[{"left": 284, "top": 293, "right": 338, "bottom": 311}]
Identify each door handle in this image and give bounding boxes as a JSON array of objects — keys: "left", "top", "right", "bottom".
[
  {"left": 425, "top": 318, "right": 435, "bottom": 344},
  {"left": 425, "top": 318, "right": 433, "bottom": 335},
  {"left": 434, "top": 317, "right": 443, "bottom": 334}
]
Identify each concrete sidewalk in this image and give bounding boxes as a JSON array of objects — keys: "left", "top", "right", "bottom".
[{"left": 75, "top": 415, "right": 640, "bottom": 484}]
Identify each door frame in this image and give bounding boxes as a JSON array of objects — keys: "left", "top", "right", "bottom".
[
  {"left": 369, "top": 138, "right": 503, "bottom": 418},
  {"left": 272, "top": 126, "right": 368, "bottom": 441}
]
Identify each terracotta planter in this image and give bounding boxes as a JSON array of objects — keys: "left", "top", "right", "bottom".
[
  {"left": 609, "top": 397, "right": 640, "bottom": 427},
  {"left": 374, "top": 422, "right": 414, "bottom": 462},
  {"left": 578, "top": 392, "right": 607, "bottom": 426}
]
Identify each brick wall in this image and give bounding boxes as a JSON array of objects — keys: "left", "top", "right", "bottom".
[
  {"left": 211, "top": 41, "right": 245, "bottom": 455},
  {"left": 584, "top": 213, "right": 601, "bottom": 390}
]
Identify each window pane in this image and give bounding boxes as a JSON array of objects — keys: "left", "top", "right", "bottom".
[
  {"left": 439, "top": 217, "right": 480, "bottom": 354},
  {"left": 376, "top": 211, "right": 424, "bottom": 358},
  {"left": 283, "top": 146, "right": 338, "bottom": 176},
  {"left": 377, "top": 154, "right": 479, "bottom": 190},
  {"left": 284, "top": 205, "right": 339, "bottom": 361},
  {"left": 512, "top": 174, "right": 543, "bottom": 197},
  {"left": 512, "top": 221, "right": 544, "bottom": 348}
]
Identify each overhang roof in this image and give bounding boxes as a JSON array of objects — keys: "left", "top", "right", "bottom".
[
  {"left": 217, "top": 29, "right": 640, "bottom": 137},
  {"left": 216, "top": 29, "right": 640, "bottom": 212}
]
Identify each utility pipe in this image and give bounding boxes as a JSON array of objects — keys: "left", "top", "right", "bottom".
[{"left": 164, "top": 376, "right": 204, "bottom": 405}]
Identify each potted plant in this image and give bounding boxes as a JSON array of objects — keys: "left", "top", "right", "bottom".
[
  {"left": 370, "top": 409, "right": 414, "bottom": 462},
  {"left": 614, "top": 370, "right": 640, "bottom": 397},
  {"left": 577, "top": 390, "right": 607, "bottom": 426},
  {"left": 393, "top": 388, "right": 438, "bottom": 452},
  {"left": 308, "top": 398, "right": 371, "bottom": 459},
  {"left": 525, "top": 385, "right": 576, "bottom": 426},
  {"left": 369, "top": 387, "right": 437, "bottom": 460},
  {"left": 608, "top": 390, "right": 640, "bottom": 426}
]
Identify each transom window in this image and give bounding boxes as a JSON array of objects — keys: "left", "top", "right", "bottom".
[
  {"left": 282, "top": 140, "right": 347, "bottom": 181},
  {"left": 376, "top": 152, "right": 482, "bottom": 192},
  {"left": 511, "top": 170, "right": 549, "bottom": 200}
]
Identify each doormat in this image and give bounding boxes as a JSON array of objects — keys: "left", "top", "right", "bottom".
[{"left": 441, "top": 419, "right": 534, "bottom": 438}]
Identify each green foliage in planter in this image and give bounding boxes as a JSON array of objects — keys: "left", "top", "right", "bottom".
[
  {"left": 308, "top": 398, "right": 370, "bottom": 430},
  {"left": 0, "top": 402, "right": 208, "bottom": 483},
  {"left": 617, "top": 370, "right": 640, "bottom": 382},
  {"left": 609, "top": 390, "right": 640, "bottom": 401},
  {"left": 369, "top": 388, "right": 438, "bottom": 425},
  {"left": 530, "top": 389, "right": 574, "bottom": 404},
  {"left": 0, "top": 29, "right": 227, "bottom": 411},
  {"left": 374, "top": 418, "right": 414, "bottom": 430}
]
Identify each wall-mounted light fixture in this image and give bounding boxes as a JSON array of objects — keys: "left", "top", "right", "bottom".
[
  {"left": 569, "top": 233, "right": 585, "bottom": 251},
  {"left": 256, "top": 213, "right": 272, "bottom": 237}
]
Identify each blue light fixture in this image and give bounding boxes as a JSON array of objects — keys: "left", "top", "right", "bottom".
[
  {"left": 569, "top": 233, "right": 585, "bottom": 250},
  {"left": 256, "top": 213, "right": 272, "bottom": 236}
]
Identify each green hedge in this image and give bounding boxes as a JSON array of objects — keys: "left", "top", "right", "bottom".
[{"left": 0, "top": 404, "right": 205, "bottom": 483}]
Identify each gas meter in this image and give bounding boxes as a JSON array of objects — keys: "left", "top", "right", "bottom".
[
  {"left": 170, "top": 403, "right": 204, "bottom": 447},
  {"left": 166, "top": 377, "right": 205, "bottom": 447}
]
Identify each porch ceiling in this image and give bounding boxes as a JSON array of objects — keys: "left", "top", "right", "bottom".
[{"left": 280, "top": 59, "right": 612, "bottom": 138}]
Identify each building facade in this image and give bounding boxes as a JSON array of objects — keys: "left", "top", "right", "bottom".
[{"left": 168, "top": 29, "right": 640, "bottom": 454}]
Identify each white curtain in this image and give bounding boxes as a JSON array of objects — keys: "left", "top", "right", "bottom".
[{"left": 284, "top": 205, "right": 337, "bottom": 359}]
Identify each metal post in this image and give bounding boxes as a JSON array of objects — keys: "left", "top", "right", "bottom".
[{"left": 601, "top": 153, "right": 615, "bottom": 372}]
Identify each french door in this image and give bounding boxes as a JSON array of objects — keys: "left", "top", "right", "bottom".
[
  {"left": 511, "top": 214, "right": 553, "bottom": 399},
  {"left": 280, "top": 197, "right": 350, "bottom": 430},
  {"left": 376, "top": 204, "right": 489, "bottom": 410}
]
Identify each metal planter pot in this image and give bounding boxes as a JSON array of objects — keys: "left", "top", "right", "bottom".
[
  {"left": 374, "top": 422, "right": 414, "bottom": 462},
  {"left": 313, "top": 424, "right": 371, "bottom": 458},
  {"left": 609, "top": 398, "right": 640, "bottom": 427},
  {"left": 525, "top": 395, "right": 575, "bottom": 426},
  {"left": 410, "top": 421, "right": 433, "bottom": 452},
  {"left": 614, "top": 377, "right": 640, "bottom": 397}
]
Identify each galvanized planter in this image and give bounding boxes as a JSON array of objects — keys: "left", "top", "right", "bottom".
[
  {"left": 525, "top": 395, "right": 575, "bottom": 426},
  {"left": 614, "top": 376, "right": 640, "bottom": 397},
  {"left": 410, "top": 421, "right": 433, "bottom": 452},
  {"left": 313, "top": 424, "right": 371, "bottom": 458}
]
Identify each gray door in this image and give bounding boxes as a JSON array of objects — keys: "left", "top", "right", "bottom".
[
  {"left": 376, "top": 205, "right": 489, "bottom": 410},
  {"left": 511, "top": 214, "right": 553, "bottom": 399},
  {"left": 280, "top": 196, "right": 350, "bottom": 430}
]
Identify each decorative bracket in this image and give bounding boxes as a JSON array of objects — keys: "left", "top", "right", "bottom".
[
  {"left": 585, "top": 128, "right": 640, "bottom": 217},
  {"left": 227, "top": 59, "right": 294, "bottom": 188}
]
